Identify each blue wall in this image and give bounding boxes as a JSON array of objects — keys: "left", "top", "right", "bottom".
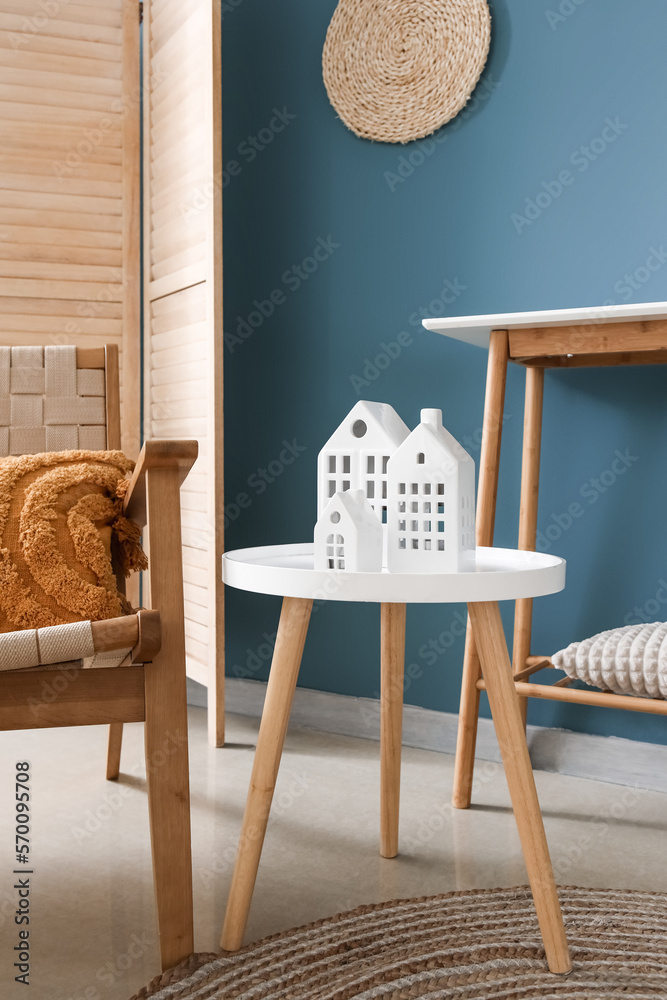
[{"left": 222, "top": 0, "right": 667, "bottom": 744}]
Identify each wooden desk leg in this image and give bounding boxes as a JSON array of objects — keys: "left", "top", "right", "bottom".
[
  {"left": 106, "top": 723, "right": 123, "bottom": 780},
  {"left": 513, "top": 366, "right": 545, "bottom": 727},
  {"left": 468, "top": 601, "right": 571, "bottom": 975},
  {"left": 221, "top": 596, "right": 313, "bottom": 952},
  {"left": 453, "top": 329, "right": 509, "bottom": 809},
  {"left": 380, "top": 603, "right": 406, "bottom": 859}
]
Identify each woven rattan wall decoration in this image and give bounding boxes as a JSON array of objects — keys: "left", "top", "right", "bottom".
[{"left": 322, "top": 0, "right": 491, "bottom": 143}]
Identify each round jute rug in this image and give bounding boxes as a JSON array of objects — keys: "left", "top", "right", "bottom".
[{"left": 131, "top": 886, "right": 667, "bottom": 999}]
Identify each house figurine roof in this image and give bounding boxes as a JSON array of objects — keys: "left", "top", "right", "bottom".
[
  {"left": 320, "top": 400, "right": 409, "bottom": 453},
  {"left": 392, "top": 408, "right": 474, "bottom": 474},
  {"left": 322, "top": 488, "right": 384, "bottom": 531}
]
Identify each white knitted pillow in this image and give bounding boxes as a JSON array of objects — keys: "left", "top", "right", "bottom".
[{"left": 552, "top": 621, "right": 667, "bottom": 699}]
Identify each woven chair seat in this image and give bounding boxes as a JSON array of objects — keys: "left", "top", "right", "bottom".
[
  {"left": 0, "top": 611, "right": 161, "bottom": 673},
  {"left": 0, "top": 619, "right": 132, "bottom": 672}
]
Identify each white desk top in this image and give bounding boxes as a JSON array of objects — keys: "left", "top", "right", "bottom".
[
  {"left": 422, "top": 302, "right": 667, "bottom": 349},
  {"left": 222, "top": 544, "right": 565, "bottom": 603}
]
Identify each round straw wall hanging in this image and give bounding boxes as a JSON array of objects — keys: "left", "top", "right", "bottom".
[{"left": 322, "top": 0, "right": 491, "bottom": 144}]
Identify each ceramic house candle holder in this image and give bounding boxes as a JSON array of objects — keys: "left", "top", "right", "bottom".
[
  {"left": 314, "top": 402, "right": 476, "bottom": 573},
  {"left": 317, "top": 400, "right": 410, "bottom": 523},
  {"left": 386, "top": 408, "right": 475, "bottom": 573},
  {"left": 314, "top": 489, "right": 383, "bottom": 573}
]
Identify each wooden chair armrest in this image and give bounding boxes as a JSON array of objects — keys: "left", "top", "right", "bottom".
[
  {"left": 91, "top": 610, "right": 161, "bottom": 662},
  {"left": 123, "top": 440, "right": 198, "bottom": 527}
]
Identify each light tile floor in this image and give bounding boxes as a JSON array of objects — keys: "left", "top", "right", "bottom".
[{"left": 1, "top": 707, "right": 666, "bottom": 999}]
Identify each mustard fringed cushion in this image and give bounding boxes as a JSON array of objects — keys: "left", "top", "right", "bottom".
[{"left": 0, "top": 450, "right": 147, "bottom": 632}]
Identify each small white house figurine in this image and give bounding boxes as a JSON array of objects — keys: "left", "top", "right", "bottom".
[
  {"left": 314, "top": 489, "right": 383, "bottom": 573},
  {"left": 386, "top": 408, "right": 475, "bottom": 573},
  {"left": 317, "top": 400, "right": 409, "bottom": 523}
]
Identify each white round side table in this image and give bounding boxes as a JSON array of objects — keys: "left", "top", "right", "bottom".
[{"left": 220, "top": 543, "right": 571, "bottom": 975}]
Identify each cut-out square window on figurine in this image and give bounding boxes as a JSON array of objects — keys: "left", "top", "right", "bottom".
[
  {"left": 398, "top": 501, "right": 406, "bottom": 512},
  {"left": 417, "top": 452, "right": 425, "bottom": 464},
  {"left": 367, "top": 456, "right": 375, "bottom": 474},
  {"left": 382, "top": 456, "right": 389, "bottom": 474},
  {"left": 438, "top": 539, "right": 445, "bottom": 551},
  {"left": 399, "top": 483, "right": 406, "bottom": 495},
  {"left": 424, "top": 539, "right": 431, "bottom": 550},
  {"left": 437, "top": 483, "right": 445, "bottom": 495},
  {"left": 328, "top": 481, "right": 336, "bottom": 497},
  {"left": 423, "top": 502, "right": 431, "bottom": 513},
  {"left": 438, "top": 502, "right": 444, "bottom": 514},
  {"left": 399, "top": 538, "right": 406, "bottom": 549},
  {"left": 411, "top": 520, "right": 418, "bottom": 531},
  {"left": 411, "top": 483, "right": 418, "bottom": 494},
  {"left": 342, "top": 480, "right": 350, "bottom": 490},
  {"left": 412, "top": 538, "right": 419, "bottom": 549},
  {"left": 367, "top": 482, "right": 374, "bottom": 499},
  {"left": 438, "top": 521, "right": 444, "bottom": 532},
  {"left": 423, "top": 483, "right": 431, "bottom": 495},
  {"left": 328, "top": 456, "right": 336, "bottom": 473},
  {"left": 424, "top": 520, "right": 431, "bottom": 532},
  {"left": 411, "top": 502, "right": 419, "bottom": 513},
  {"left": 343, "top": 455, "right": 350, "bottom": 474},
  {"left": 399, "top": 520, "right": 406, "bottom": 531}
]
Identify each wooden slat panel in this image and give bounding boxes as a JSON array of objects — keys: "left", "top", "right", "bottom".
[
  {"left": 0, "top": 12, "right": 122, "bottom": 45},
  {"left": 144, "top": 0, "right": 223, "bottom": 742},
  {"left": 0, "top": 243, "right": 122, "bottom": 267},
  {"left": 0, "top": 0, "right": 140, "bottom": 459},
  {"left": 0, "top": 66, "right": 120, "bottom": 96},
  {"left": 0, "top": 224, "right": 122, "bottom": 250},
  {"left": 0, "top": 0, "right": 122, "bottom": 28}
]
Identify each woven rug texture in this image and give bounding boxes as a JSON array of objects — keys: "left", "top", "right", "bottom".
[{"left": 130, "top": 885, "right": 667, "bottom": 999}]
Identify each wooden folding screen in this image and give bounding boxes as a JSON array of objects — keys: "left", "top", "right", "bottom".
[
  {"left": 143, "top": 0, "right": 224, "bottom": 745},
  {"left": 0, "top": 0, "right": 140, "bottom": 457}
]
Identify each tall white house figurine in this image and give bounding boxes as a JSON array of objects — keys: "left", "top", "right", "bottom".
[
  {"left": 317, "top": 400, "right": 410, "bottom": 523},
  {"left": 387, "top": 408, "right": 475, "bottom": 573},
  {"left": 314, "top": 402, "right": 476, "bottom": 573},
  {"left": 314, "top": 490, "right": 383, "bottom": 573}
]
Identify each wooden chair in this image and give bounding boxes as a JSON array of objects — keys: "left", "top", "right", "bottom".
[{"left": 0, "top": 344, "right": 197, "bottom": 970}]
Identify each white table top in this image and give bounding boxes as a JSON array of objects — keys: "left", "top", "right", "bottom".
[
  {"left": 222, "top": 544, "right": 565, "bottom": 604},
  {"left": 422, "top": 302, "right": 667, "bottom": 349}
]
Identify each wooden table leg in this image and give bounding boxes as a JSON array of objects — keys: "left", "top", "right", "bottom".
[
  {"left": 513, "top": 366, "right": 545, "bottom": 727},
  {"left": 380, "top": 603, "right": 406, "bottom": 858},
  {"left": 221, "top": 596, "right": 313, "bottom": 952},
  {"left": 467, "top": 600, "right": 571, "bottom": 975},
  {"left": 453, "top": 329, "right": 509, "bottom": 809}
]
